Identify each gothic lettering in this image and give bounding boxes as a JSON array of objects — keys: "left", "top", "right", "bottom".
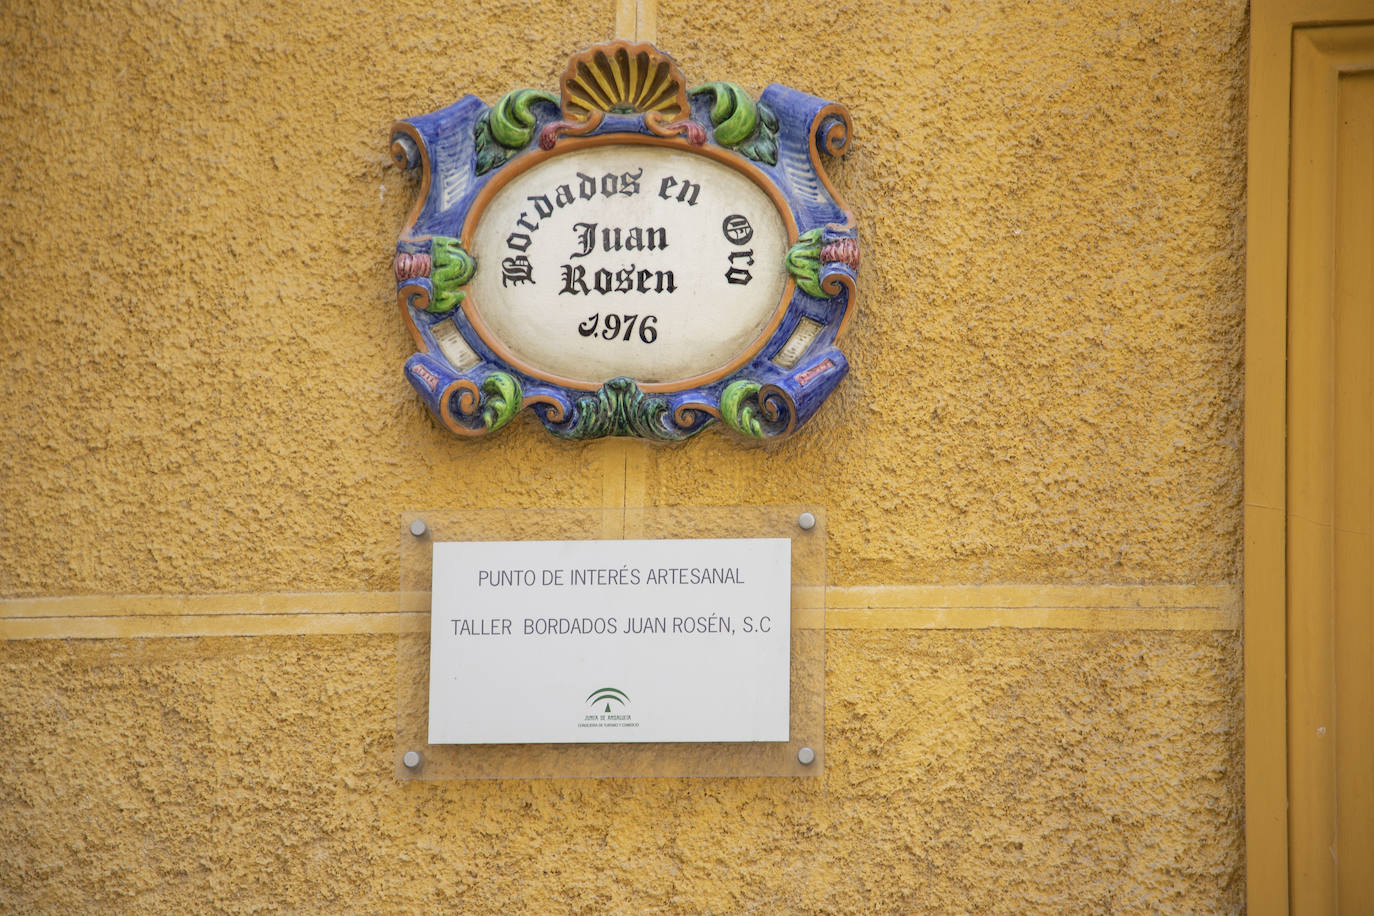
[
  {"left": 658, "top": 175, "right": 701, "bottom": 206},
  {"left": 560, "top": 264, "right": 590, "bottom": 295},
  {"left": 558, "top": 263, "right": 676, "bottom": 296},
  {"left": 502, "top": 256, "right": 534, "bottom": 286},
  {"left": 568, "top": 222, "right": 669, "bottom": 258}
]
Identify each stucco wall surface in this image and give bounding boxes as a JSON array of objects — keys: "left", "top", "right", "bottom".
[
  {"left": 0, "top": 0, "right": 1245, "bottom": 595},
  {"left": 653, "top": 0, "right": 1247, "bottom": 586},
  {"left": 1, "top": 0, "right": 1248, "bottom": 910},
  {"left": 2, "top": 632, "right": 1241, "bottom": 913},
  {"left": 0, "top": 0, "right": 614, "bottom": 597}
]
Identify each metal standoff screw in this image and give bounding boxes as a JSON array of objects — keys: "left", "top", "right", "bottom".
[
  {"left": 403, "top": 750, "right": 421, "bottom": 769},
  {"left": 797, "top": 746, "right": 816, "bottom": 766},
  {"left": 797, "top": 512, "right": 816, "bottom": 531},
  {"left": 408, "top": 519, "right": 428, "bottom": 538}
]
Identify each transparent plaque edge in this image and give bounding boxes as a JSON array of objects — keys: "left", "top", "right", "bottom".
[{"left": 395, "top": 506, "right": 825, "bottom": 780}]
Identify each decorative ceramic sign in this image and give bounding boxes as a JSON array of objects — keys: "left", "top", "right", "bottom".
[{"left": 390, "top": 41, "right": 858, "bottom": 441}]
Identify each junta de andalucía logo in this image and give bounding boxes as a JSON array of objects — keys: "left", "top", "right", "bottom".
[
  {"left": 579, "top": 686, "right": 639, "bottom": 730},
  {"left": 586, "top": 686, "right": 629, "bottom": 713}
]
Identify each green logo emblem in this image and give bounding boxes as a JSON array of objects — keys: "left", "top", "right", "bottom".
[{"left": 586, "top": 686, "right": 629, "bottom": 713}]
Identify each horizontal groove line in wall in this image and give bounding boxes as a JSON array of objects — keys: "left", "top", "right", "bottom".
[
  {"left": 826, "top": 606, "right": 1238, "bottom": 631},
  {"left": 1, "top": 613, "right": 432, "bottom": 641},
  {"left": 0, "top": 591, "right": 398, "bottom": 618},
  {"left": 0, "top": 585, "right": 1239, "bottom": 640}
]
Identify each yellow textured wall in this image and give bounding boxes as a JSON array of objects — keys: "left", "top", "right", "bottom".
[{"left": 1, "top": 0, "right": 1247, "bottom": 911}]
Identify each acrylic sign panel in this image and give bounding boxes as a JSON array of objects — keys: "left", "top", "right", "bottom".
[{"left": 428, "top": 537, "right": 791, "bottom": 744}]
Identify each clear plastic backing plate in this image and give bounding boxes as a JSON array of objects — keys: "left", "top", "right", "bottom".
[{"left": 396, "top": 507, "right": 825, "bottom": 779}]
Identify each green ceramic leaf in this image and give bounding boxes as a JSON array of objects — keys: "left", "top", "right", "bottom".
[
  {"left": 690, "top": 83, "right": 779, "bottom": 166},
  {"left": 429, "top": 237, "right": 476, "bottom": 313},
  {"left": 720, "top": 380, "right": 765, "bottom": 438},
  {"left": 557, "top": 378, "right": 692, "bottom": 440},
  {"left": 479, "top": 372, "right": 521, "bottom": 431},
  {"left": 473, "top": 89, "right": 557, "bottom": 175},
  {"left": 785, "top": 228, "right": 827, "bottom": 299}
]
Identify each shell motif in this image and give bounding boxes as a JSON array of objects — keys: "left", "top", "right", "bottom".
[{"left": 560, "top": 41, "right": 689, "bottom": 124}]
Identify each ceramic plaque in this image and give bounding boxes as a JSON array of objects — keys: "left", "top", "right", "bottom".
[{"left": 390, "top": 41, "right": 858, "bottom": 441}]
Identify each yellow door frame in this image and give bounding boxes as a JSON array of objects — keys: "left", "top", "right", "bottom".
[{"left": 1245, "top": 2, "right": 1374, "bottom": 913}]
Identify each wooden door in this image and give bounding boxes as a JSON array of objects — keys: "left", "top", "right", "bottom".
[{"left": 1246, "top": 3, "right": 1374, "bottom": 914}]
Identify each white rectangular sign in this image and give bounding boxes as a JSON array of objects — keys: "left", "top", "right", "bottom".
[{"left": 428, "top": 537, "right": 791, "bottom": 744}]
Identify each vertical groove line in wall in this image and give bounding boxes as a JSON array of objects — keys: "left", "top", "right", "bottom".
[
  {"left": 624, "top": 443, "right": 647, "bottom": 508},
  {"left": 598, "top": 440, "right": 649, "bottom": 537},
  {"left": 614, "top": 0, "right": 634, "bottom": 38},
  {"left": 599, "top": 440, "right": 627, "bottom": 537},
  {"left": 604, "top": 0, "right": 654, "bottom": 532},
  {"left": 636, "top": 0, "right": 657, "bottom": 44},
  {"left": 613, "top": 0, "right": 656, "bottom": 41}
]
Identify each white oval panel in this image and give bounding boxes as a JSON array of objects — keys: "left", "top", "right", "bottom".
[{"left": 466, "top": 144, "right": 790, "bottom": 386}]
